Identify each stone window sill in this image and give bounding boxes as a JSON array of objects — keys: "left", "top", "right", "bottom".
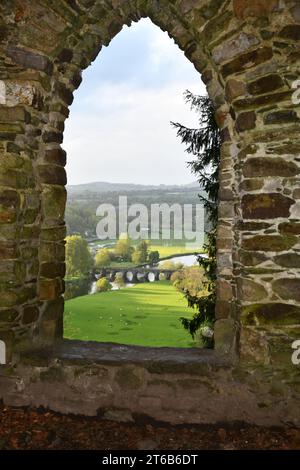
[{"left": 21, "top": 339, "right": 233, "bottom": 374}]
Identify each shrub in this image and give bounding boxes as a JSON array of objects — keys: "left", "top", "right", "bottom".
[{"left": 96, "top": 277, "right": 112, "bottom": 292}]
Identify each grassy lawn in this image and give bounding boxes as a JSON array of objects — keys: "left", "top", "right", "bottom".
[
  {"left": 152, "top": 244, "right": 201, "bottom": 258},
  {"left": 64, "top": 281, "right": 197, "bottom": 348},
  {"left": 90, "top": 239, "right": 203, "bottom": 261}
]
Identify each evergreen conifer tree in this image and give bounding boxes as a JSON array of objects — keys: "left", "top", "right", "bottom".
[{"left": 172, "top": 92, "right": 220, "bottom": 347}]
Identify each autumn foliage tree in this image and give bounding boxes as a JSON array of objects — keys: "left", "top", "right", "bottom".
[{"left": 95, "top": 248, "right": 111, "bottom": 267}]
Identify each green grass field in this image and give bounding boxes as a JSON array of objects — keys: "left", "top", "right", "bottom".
[
  {"left": 151, "top": 244, "right": 200, "bottom": 258},
  {"left": 90, "top": 239, "right": 203, "bottom": 261},
  {"left": 64, "top": 281, "right": 196, "bottom": 348}
]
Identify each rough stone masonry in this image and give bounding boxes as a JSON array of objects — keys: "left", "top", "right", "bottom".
[{"left": 0, "top": 0, "right": 300, "bottom": 425}]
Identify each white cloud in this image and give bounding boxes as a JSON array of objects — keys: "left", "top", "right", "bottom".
[
  {"left": 64, "top": 80, "right": 205, "bottom": 186},
  {"left": 148, "top": 25, "right": 179, "bottom": 69}
]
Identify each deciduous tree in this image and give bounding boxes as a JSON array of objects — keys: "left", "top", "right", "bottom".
[
  {"left": 65, "top": 235, "right": 94, "bottom": 278},
  {"left": 132, "top": 241, "right": 149, "bottom": 264},
  {"left": 114, "top": 235, "right": 133, "bottom": 261},
  {"left": 95, "top": 248, "right": 111, "bottom": 267}
]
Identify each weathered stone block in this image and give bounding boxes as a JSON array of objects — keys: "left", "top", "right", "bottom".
[
  {"left": 215, "top": 300, "right": 234, "bottom": 319},
  {"left": 103, "top": 409, "right": 133, "bottom": 423},
  {"left": 55, "top": 83, "right": 74, "bottom": 106},
  {"left": 293, "top": 189, "right": 300, "bottom": 199},
  {"left": 0, "top": 240, "right": 19, "bottom": 261},
  {"left": 264, "top": 110, "right": 300, "bottom": 125},
  {"left": 2, "top": 81, "right": 36, "bottom": 107},
  {"left": 239, "top": 179, "right": 264, "bottom": 191},
  {"left": 0, "top": 330, "right": 14, "bottom": 362},
  {"left": 41, "top": 297, "right": 64, "bottom": 321},
  {"left": 239, "top": 326, "right": 270, "bottom": 365},
  {"left": 40, "top": 262, "right": 66, "bottom": 279},
  {"left": 242, "top": 235, "right": 297, "bottom": 251},
  {"left": 139, "top": 396, "right": 161, "bottom": 410},
  {"left": 39, "top": 298, "right": 63, "bottom": 343},
  {"left": 41, "top": 185, "right": 66, "bottom": 221},
  {"left": 248, "top": 74, "right": 284, "bottom": 96},
  {"left": 38, "top": 278, "right": 64, "bottom": 301},
  {"left": 243, "top": 157, "right": 299, "bottom": 178},
  {"left": 279, "top": 222, "right": 300, "bottom": 235},
  {"left": 233, "top": 0, "right": 278, "bottom": 19},
  {"left": 0, "top": 283, "right": 36, "bottom": 308},
  {"left": 201, "top": 11, "right": 232, "bottom": 44},
  {"left": 0, "top": 308, "right": 19, "bottom": 323},
  {"left": 242, "top": 303, "right": 300, "bottom": 325},
  {"left": 237, "top": 221, "right": 271, "bottom": 231},
  {"left": 57, "top": 48, "right": 73, "bottom": 63},
  {"left": 218, "top": 202, "right": 235, "bottom": 218},
  {"left": 242, "top": 193, "right": 294, "bottom": 219},
  {"left": 225, "top": 79, "right": 246, "bottom": 101},
  {"left": 274, "top": 253, "right": 300, "bottom": 268},
  {"left": 39, "top": 241, "right": 65, "bottom": 264},
  {"left": 236, "top": 111, "right": 256, "bottom": 132},
  {"left": 233, "top": 91, "right": 292, "bottom": 111},
  {"left": 216, "top": 238, "right": 233, "bottom": 250},
  {"left": 22, "top": 305, "right": 39, "bottom": 324},
  {"left": 0, "top": 122, "right": 24, "bottom": 138},
  {"left": 279, "top": 25, "right": 300, "bottom": 41},
  {"left": 218, "top": 187, "right": 234, "bottom": 201},
  {"left": 42, "top": 131, "right": 63, "bottom": 144},
  {"left": 213, "top": 33, "right": 259, "bottom": 65},
  {"left": 37, "top": 165, "right": 67, "bottom": 185},
  {"left": 273, "top": 279, "right": 300, "bottom": 302},
  {"left": 6, "top": 46, "right": 53, "bottom": 74},
  {"left": 239, "top": 250, "right": 268, "bottom": 266},
  {"left": 44, "top": 148, "right": 67, "bottom": 166},
  {"left": 217, "top": 279, "right": 233, "bottom": 302},
  {"left": 214, "top": 318, "right": 237, "bottom": 355},
  {"left": 217, "top": 253, "right": 233, "bottom": 272},
  {"left": 115, "top": 367, "right": 143, "bottom": 390},
  {"left": 237, "top": 278, "right": 268, "bottom": 302},
  {"left": 221, "top": 47, "right": 273, "bottom": 77},
  {"left": 0, "top": 106, "right": 26, "bottom": 122},
  {"left": 0, "top": 190, "right": 20, "bottom": 223},
  {"left": 237, "top": 144, "right": 259, "bottom": 159},
  {"left": 291, "top": 4, "right": 300, "bottom": 22}
]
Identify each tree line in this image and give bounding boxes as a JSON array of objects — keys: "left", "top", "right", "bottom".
[{"left": 65, "top": 234, "right": 160, "bottom": 279}]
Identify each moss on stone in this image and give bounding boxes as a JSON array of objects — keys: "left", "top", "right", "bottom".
[
  {"left": 241, "top": 303, "right": 300, "bottom": 326},
  {"left": 115, "top": 367, "right": 143, "bottom": 389}
]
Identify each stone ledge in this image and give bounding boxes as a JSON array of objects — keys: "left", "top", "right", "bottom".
[{"left": 20, "top": 339, "right": 232, "bottom": 374}]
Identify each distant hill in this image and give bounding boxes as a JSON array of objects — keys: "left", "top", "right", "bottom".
[{"left": 67, "top": 181, "right": 200, "bottom": 194}]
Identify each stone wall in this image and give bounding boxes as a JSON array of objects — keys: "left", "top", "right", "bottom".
[
  {"left": 0, "top": 341, "right": 299, "bottom": 426},
  {"left": 0, "top": 0, "right": 300, "bottom": 423}
]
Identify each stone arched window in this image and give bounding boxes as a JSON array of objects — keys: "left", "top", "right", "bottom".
[{"left": 0, "top": 0, "right": 299, "bottom": 369}]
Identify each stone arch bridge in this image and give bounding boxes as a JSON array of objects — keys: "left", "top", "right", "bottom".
[
  {"left": 95, "top": 267, "right": 176, "bottom": 283},
  {"left": 0, "top": 0, "right": 299, "bottom": 426}
]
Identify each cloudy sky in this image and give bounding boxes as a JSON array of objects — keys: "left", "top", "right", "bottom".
[{"left": 64, "top": 18, "right": 206, "bottom": 186}]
